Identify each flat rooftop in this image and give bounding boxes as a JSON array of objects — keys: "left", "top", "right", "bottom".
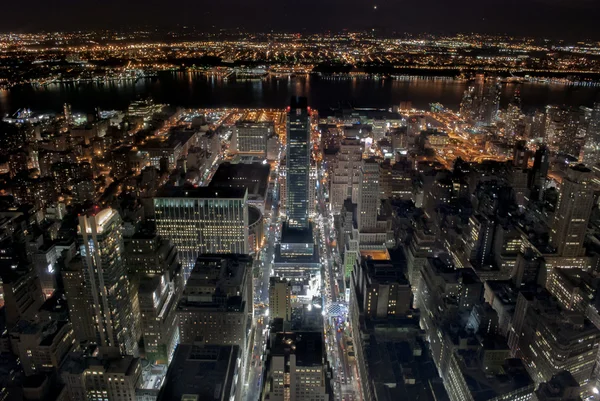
[
  {"left": 360, "top": 249, "right": 391, "bottom": 261},
  {"left": 155, "top": 185, "right": 247, "bottom": 199},
  {"left": 280, "top": 223, "right": 314, "bottom": 244},
  {"left": 208, "top": 162, "right": 270, "bottom": 200},
  {"left": 271, "top": 331, "right": 324, "bottom": 367},
  {"left": 158, "top": 344, "right": 239, "bottom": 401}
]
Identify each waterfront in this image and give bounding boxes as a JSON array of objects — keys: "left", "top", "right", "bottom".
[{"left": 2, "top": 72, "right": 600, "bottom": 115}]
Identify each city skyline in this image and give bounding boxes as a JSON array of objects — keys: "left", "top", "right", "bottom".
[
  {"left": 1, "top": 1, "right": 600, "bottom": 40},
  {"left": 4, "top": 14, "right": 600, "bottom": 400}
]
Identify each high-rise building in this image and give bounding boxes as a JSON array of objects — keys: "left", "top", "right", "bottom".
[
  {"left": 513, "top": 140, "right": 530, "bottom": 169},
  {"left": 78, "top": 208, "right": 140, "bottom": 356},
  {"left": 329, "top": 137, "right": 362, "bottom": 213},
  {"left": 61, "top": 347, "right": 142, "bottom": 401},
  {"left": 61, "top": 256, "right": 97, "bottom": 344},
  {"left": 1, "top": 267, "right": 44, "bottom": 327},
  {"left": 529, "top": 144, "right": 549, "bottom": 201},
  {"left": 234, "top": 120, "right": 273, "bottom": 156},
  {"left": 404, "top": 218, "right": 436, "bottom": 288},
  {"left": 353, "top": 256, "right": 412, "bottom": 319},
  {"left": 124, "top": 233, "right": 179, "bottom": 276},
  {"left": 531, "top": 110, "right": 547, "bottom": 140},
  {"left": 10, "top": 320, "right": 75, "bottom": 376},
  {"left": 138, "top": 271, "right": 181, "bottom": 364},
  {"left": 546, "top": 268, "right": 595, "bottom": 313},
  {"left": 269, "top": 277, "right": 292, "bottom": 322},
  {"left": 154, "top": 187, "right": 249, "bottom": 279},
  {"left": 286, "top": 96, "right": 311, "bottom": 230},
  {"left": 581, "top": 103, "right": 600, "bottom": 167},
  {"left": 465, "top": 214, "right": 497, "bottom": 269},
  {"left": 550, "top": 165, "right": 594, "bottom": 257},
  {"left": 509, "top": 290, "right": 600, "bottom": 385},
  {"left": 533, "top": 371, "right": 582, "bottom": 401},
  {"left": 460, "top": 77, "right": 501, "bottom": 126},
  {"left": 263, "top": 331, "right": 332, "bottom": 401},
  {"left": 357, "top": 158, "right": 380, "bottom": 232},
  {"left": 208, "top": 161, "right": 271, "bottom": 213},
  {"left": 177, "top": 254, "right": 252, "bottom": 351},
  {"left": 158, "top": 344, "right": 242, "bottom": 401},
  {"left": 63, "top": 103, "right": 72, "bottom": 125}
]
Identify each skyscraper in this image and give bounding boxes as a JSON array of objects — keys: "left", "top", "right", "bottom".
[
  {"left": 78, "top": 208, "right": 140, "bottom": 356},
  {"left": 529, "top": 144, "right": 549, "bottom": 201},
  {"left": 286, "top": 96, "right": 311, "bottom": 230},
  {"left": 62, "top": 256, "right": 97, "bottom": 344},
  {"left": 154, "top": 187, "right": 249, "bottom": 279},
  {"left": 269, "top": 277, "right": 292, "bottom": 322},
  {"left": 550, "top": 165, "right": 594, "bottom": 257},
  {"left": 459, "top": 76, "right": 501, "bottom": 126},
  {"left": 357, "top": 158, "right": 380, "bottom": 232},
  {"left": 263, "top": 331, "right": 333, "bottom": 401},
  {"left": 581, "top": 102, "right": 600, "bottom": 167},
  {"left": 234, "top": 120, "right": 273, "bottom": 156},
  {"left": 177, "top": 254, "right": 252, "bottom": 350},
  {"left": 329, "top": 137, "right": 362, "bottom": 213}
]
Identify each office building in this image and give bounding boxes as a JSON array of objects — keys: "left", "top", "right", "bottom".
[
  {"left": 329, "top": 137, "right": 362, "bottom": 213},
  {"left": 61, "top": 347, "right": 141, "bottom": 401},
  {"left": 61, "top": 256, "right": 97, "bottom": 344},
  {"left": 509, "top": 290, "right": 600, "bottom": 385},
  {"left": 465, "top": 214, "right": 496, "bottom": 269},
  {"left": 273, "top": 224, "right": 320, "bottom": 278},
  {"left": 546, "top": 268, "right": 596, "bottom": 313},
  {"left": 460, "top": 77, "right": 501, "bottom": 126},
  {"left": 139, "top": 130, "right": 197, "bottom": 171},
  {"left": 581, "top": 103, "right": 600, "bottom": 167},
  {"left": 208, "top": 161, "right": 270, "bottom": 213},
  {"left": 550, "top": 165, "right": 594, "bottom": 257},
  {"left": 263, "top": 331, "right": 332, "bottom": 401},
  {"left": 234, "top": 120, "right": 273, "bottom": 156},
  {"left": 269, "top": 277, "right": 292, "bottom": 322},
  {"left": 158, "top": 344, "right": 242, "bottom": 401},
  {"left": 124, "top": 233, "right": 179, "bottom": 276},
  {"left": 533, "top": 371, "right": 583, "bottom": 401},
  {"left": 512, "top": 140, "right": 530, "bottom": 169},
  {"left": 154, "top": 187, "right": 249, "bottom": 279},
  {"left": 1, "top": 267, "right": 44, "bottom": 327},
  {"left": 286, "top": 96, "right": 311, "bottom": 230},
  {"left": 529, "top": 145, "right": 549, "bottom": 201},
  {"left": 353, "top": 256, "right": 412, "bottom": 319},
  {"left": 78, "top": 208, "right": 140, "bottom": 356},
  {"left": 177, "top": 254, "right": 252, "bottom": 350},
  {"left": 404, "top": 218, "right": 436, "bottom": 289},
  {"left": 138, "top": 271, "right": 181, "bottom": 364},
  {"left": 348, "top": 315, "right": 449, "bottom": 401},
  {"left": 357, "top": 158, "right": 380, "bottom": 232},
  {"left": 10, "top": 320, "right": 75, "bottom": 376}
]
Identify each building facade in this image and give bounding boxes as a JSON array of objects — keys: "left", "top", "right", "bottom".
[
  {"left": 154, "top": 187, "right": 249, "bottom": 279},
  {"left": 78, "top": 208, "right": 140, "bottom": 356}
]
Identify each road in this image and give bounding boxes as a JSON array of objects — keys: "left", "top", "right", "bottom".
[
  {"left": 244, "top": 155, "right": 282, "bottom": 401},
  {"left": 315, "top": 135, "right": 363, "bottom": 401}
]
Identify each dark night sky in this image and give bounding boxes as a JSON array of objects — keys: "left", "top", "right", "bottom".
[{"left": 3, "top": 0, "right": 600, "bottom": 39}]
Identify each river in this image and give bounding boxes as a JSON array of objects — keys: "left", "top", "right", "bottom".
[{"left": 1, "top": 72, "right": 599, "bottom": 116}]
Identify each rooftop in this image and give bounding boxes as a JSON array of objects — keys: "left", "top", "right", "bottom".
[
  {"left": 459, "top": 357, "right": 533, "bottom": 401},
  {"left": 360, "top": 249, "right": 391, "bottom": 261},
  {"left": 61, "top": 348, "right": 139, "bottom": 377},
  {"left": 208, "top": 162, "right": 270, "bottom": 200},
  {"left": 158, "top": 344, "right": 239, "bottom": 401},
  {"left": 155, "top": 185, "right": 247, "bottom": 199},
  {"left": 271, "top": 331, "right": 324, "bottom": 367}
]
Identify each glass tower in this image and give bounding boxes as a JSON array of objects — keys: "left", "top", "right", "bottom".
[{"left": 286, "top": 96, "right": 311, "bottom": 230}]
